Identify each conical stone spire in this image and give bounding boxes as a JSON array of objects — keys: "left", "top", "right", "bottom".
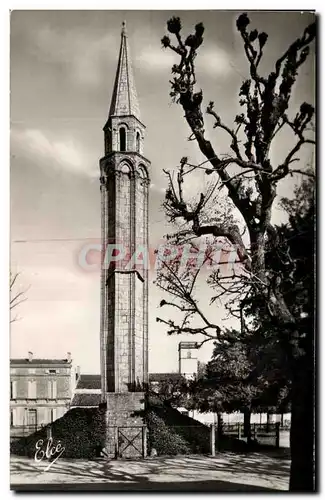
[{"left": 109, "top": 21, "right": 141, "bottom": 121}]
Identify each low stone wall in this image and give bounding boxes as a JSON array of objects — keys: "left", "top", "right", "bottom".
[{"left": 105, "top": 392, "right": 145, "bottom": 458}]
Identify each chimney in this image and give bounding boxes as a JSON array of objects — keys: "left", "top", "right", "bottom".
[
  {"left": 28, "top": 351, "right": 33, "bottom": 362},
  {"left": 67, "top": 352, "right": 72, "bottom": 363},
  {"left": 75, "top": 365, "right": 80, "bottom": 382}
]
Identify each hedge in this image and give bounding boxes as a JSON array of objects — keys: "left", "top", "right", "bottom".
[
  {"left": 11, "top": 397, "right": 248, "bottom": 459},
  {"left": 146, "top": 402, "right": 210, "bottom": 455},
  {"left": 146, "top": 411, "right": 192, "bottom": 455},
  {"left": 10, "top": 407, "right": 106, "bottom": 459}
]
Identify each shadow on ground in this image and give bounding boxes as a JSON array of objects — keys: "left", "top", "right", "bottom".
[{"left": 11, "top": 451, "right": 290, "bottom": 492}]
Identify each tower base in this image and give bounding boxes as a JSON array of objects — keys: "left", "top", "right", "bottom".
[{"left": 104, "top": 393, "right": 147, "bottom": 459}]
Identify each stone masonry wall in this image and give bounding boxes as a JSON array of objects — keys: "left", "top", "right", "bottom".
[
  {"left": 105, "top": 392, "right": 145, "bottom": 458},
  {"left": 110, "top": 116, "right": 145, "bottom": 154},
  {"left": 114, "top": 272, "right": 132, "bottom": 392},
  {"left": 100, "top": 121, "right": 150, "bottom": 395}
]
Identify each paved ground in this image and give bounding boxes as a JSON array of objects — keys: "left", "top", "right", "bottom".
[
  {"left": 280, "top": 430, "right": 290, "bottom": 448},
  {"left": 11, "top": 452, "right": 290, "bottom": 492}
]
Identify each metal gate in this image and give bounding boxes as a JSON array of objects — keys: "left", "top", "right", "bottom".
[{"left": 117, "top": 426, "right": 147, "bottom": 459}]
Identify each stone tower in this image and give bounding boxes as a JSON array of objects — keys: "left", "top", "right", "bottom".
[
  {"left": 178, "top": 342, "right": 199, "bottom": 380},
  {"left": 99, "top": 23, "right": 150, "bottom": 457}
]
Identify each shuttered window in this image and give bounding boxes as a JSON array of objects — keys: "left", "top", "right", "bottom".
[{"left": 48, "top": 380, "right": 57, "bottom": 399}]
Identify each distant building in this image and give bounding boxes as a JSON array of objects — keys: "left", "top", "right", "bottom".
[
  {"left": 149, "top": 372, "right": 184, "bottom": 392},
  {"left": 69, "top": 372, "right": 184, "bottom": 408},
  {"left": 63, "top": 369, "right": 291, "bottom": 430},
  {"left": 70, "top": 374, "right": 101, "bottom": 408},
  {"left": 178, "top": 342, "right": 199, "bottom": 379},
  {"left": 10, "top": 352, "right": 73, "bottom": 438}
]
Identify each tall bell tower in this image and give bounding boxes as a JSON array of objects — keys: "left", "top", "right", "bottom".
[{"left": 99, "top": 21, "right": 150, "bottom": 439}]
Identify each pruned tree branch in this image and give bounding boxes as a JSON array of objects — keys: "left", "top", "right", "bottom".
[
  {"left": 157, "top": 13, "right": 315, "bottom": 345},
  {"left": 10, "top": 272, "right": 28, "bottom": 323}
]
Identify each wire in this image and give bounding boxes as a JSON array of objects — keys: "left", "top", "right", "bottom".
[{"left": 12, "top": 237, "right": 99, "bottom": 244}]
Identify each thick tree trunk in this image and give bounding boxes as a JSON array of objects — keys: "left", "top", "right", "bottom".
[
  {"left": 217, "top": 412, "right": 223, "bottom": 437},
  {"left": 289, "top": 349, "right": 314, "bottom": 491},
  {"left": 243, "top": 408, "right": 252, "bottom": 443}
]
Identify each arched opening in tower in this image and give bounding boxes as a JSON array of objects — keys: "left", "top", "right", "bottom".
[
  {"left": 136, "top": 132, "right": 141, "bottom": 153},
  {"left": 119, "top": 127, "right": 126, "bottom": 152}
]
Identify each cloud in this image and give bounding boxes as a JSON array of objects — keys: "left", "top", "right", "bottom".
[
  {"left": 136, "top": 46, "right": 177, "bottom": 72},
  {"left": 30, "top": 26, "right": 117, "bottom": 86},
  {"left": 196, "top": 46, "right": 233, "bottom": 77},
  {"left": 150, "top": 182, "right": 166, "bottom": 194},
  {"left": 11, "top": 128, "right": 97, "bottom": 177},
  {"left": 136, "top": 43, "right": 232, "bottom": 78}
]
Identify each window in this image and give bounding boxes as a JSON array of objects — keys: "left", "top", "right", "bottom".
[
  {"left": 48, "top": 380, "right": 57, "bottom": 399},
  {"left": 10, "top": 381, "right": 17, "bottom": 399},
  {"left": 49, "top": 369, "right": 57, "bottom": 374},
  {"left": 187, "top": 351, "right": 192, "bottom": 359},
  {"left": 28, "top": 380, "right": 37, "bottom": 399},
  {"left": 119, "top": 127, "right": 126, "bottom": 152},
  {"left": 50, "top": 408, "right": 56, "bottom": 423},
  {"left": 27, "top": 409, "right": 37, "bottom": 427},
  {"left": 10, "top": 410, "right": 14, "bottom": 427},
  {"left": 136, "top": 132, "right": 141, "bottom": 153}
]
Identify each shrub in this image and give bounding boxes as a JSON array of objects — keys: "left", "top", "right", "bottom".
[
  {"left": 146, "top": 398, "right": 249, "bottom": 455},
  {"left": 11, "top": 407, "right": 106, "bottom": 459},
  {"left": 145, "top": 399, "right": 210, "bottom": 455},
  {"left": 146, "top": 411, "right": 192, "bottom": 455},
  {"left": 11, "top": 397, "right": 250, "bottom": 459}
]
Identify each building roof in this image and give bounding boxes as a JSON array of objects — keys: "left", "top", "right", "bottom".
[
  {"left": 10, "top": 358, "right": 71, "bottom": 366},
  {"left": 76, "top": 374, "right": 101, "bottom": 390},
  {"left": 70, "top": 393, "right": 101, "bottom": 408},
  {"left": 73, "top": 373, "right": 185, "bottom": 389},
  {"left": 108, "top": 22, "right": 141, "bottom": 121},
  {"left": 149, "top": 373, "right": 184, "bottom": 383},
  {"left": 178, "top": 341, "right": 200, "bottom": 351}
]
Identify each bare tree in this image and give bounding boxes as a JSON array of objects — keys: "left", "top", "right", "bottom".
[
  {"left": 158, "top": 14, "right": 315, "bottom": 491},
  {"left": 10, "top": 272, "right": 28, "bottom": 322}
]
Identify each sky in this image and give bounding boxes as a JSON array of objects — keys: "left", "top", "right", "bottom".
[{"left": 10, "top": 10, "right": 315, "bottom": 374}]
